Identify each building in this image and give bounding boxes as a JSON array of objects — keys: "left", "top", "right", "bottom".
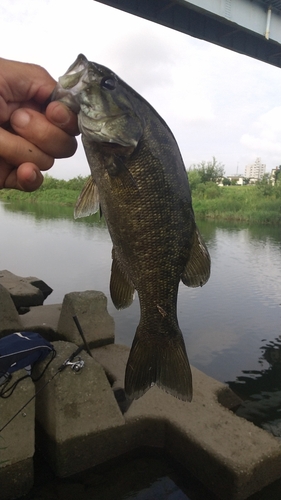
[
  {"left": 227, "top": 175, "right": 244, "bottom": 186},
  {"left": 270, "top": 166, "right": 281, "bottom": 185},
  {"left": 244, "top": 158, "right": 266, "bottom": 182}
]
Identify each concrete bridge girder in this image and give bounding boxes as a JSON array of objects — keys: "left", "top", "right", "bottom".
[{"left": 95, "top": 0, "right": 281, "bottom": 68}]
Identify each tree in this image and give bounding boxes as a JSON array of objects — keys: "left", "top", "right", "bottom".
[
  {"left": 222, "top": 177, "right": 231, "bottom": 186},
  {"left": 187, "top": 168, "right": 202, "bottom": 191},
  {"left": 274, "top": 166, "right": 281, "bottom": 185},
  {"left": 256, "top": 173, "right": 273, "bottom": 196},
  {"left": 189, "top": 157, "right": 225, "bottom": 184}
]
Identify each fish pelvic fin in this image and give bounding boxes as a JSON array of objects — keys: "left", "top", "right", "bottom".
[
  {"left": 74, "top": 176, "right": 100, "bottom": 219},
  {"left": 110, "top": 249, "right": 135, "bottom": 309},
  {"left": 125, "top": 326, "right": 192, "bottom": 402},
  {"left": 181, "top": 226, "right": 211, "bottom": 288}
]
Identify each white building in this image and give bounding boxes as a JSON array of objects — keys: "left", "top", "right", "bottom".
[
  {"left": 244, "top": 158, "right": 266, "bottom": 181},
  {"left": 227, "top": 175, "right": 244, "bottom": 186}
]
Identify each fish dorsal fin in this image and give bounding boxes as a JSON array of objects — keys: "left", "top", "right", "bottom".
[
  {"left": 74, "top": 176, "right": 100, "bottom": 219},
  {"left": 181, "top": 227, "right": 211, "bottom": 288},
  {"left": 110, "top": 248, "right": 135, "bottom": 309}
]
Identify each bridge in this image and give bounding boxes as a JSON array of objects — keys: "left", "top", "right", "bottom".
[{"left": 95, "top": 0, "right": 281, "bottom": 68}]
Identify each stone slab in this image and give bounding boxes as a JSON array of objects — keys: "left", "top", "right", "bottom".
[
  {"left": 35, "top": 341, "right": 124, "bottom": 476},
  {"left": 90, "top": 344, "right": 281, "bottom": 500},
  {"left": 0, "top": 270, "right": 44, "bottom": 309},
  {"left": 24, "top": 277, "right": 53, "bottom": 300},
  {"left": 0, "top": 372, "right": 35, "bottom": 463},
  {"left": 0, "top": 372, "right": 35, "bottom": 500},
  {"left": 57, "top": 291, "right": 115, "bottom": 348},
  {"left": 0, "top": 458, "right": 33, "bottom": 500},
  {"left": 19, "top": 304, "right": 62, "bottom": 340},
  {"left": 0, "top": 284, "right": 22, "bottom": 337}
]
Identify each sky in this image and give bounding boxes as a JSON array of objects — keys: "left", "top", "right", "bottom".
[{"left": 1, "top": 0, "right": 281, "bottom": 178}]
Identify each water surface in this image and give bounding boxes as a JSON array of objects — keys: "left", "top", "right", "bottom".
[{"left": 1, "top": 201, "right": 281, "bottom": 435}]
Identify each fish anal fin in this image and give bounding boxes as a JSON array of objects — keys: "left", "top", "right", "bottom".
[
  {"left": 181, "top": 227, "right": 211, "bottom": 288},
  {"left": 110, "top": 250, "right": 135, "bottom": 309},
  {"left": 125, "top": 327, "right": 192, "bottom": 402},
  {"left": 74, "top": 176, "right": 100, "bottom": 219}
]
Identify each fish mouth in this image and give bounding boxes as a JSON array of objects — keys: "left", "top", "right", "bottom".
[
  {"left": 52, "top": 54, "right": 143, "bottom": 147},
  {"left": 51, "top": 54, "right": 90, "bottom": 113}
]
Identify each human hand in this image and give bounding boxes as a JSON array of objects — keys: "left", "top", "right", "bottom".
[{"left": 0, "top": 57, "right": 79, "bottom": 191}]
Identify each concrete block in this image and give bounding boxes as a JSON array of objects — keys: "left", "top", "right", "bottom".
[
  {"left": 0, "top": 372, "right": 35, "bottom": 500},
  {"left": 57, "top": 291, "right": 114, "bottom": 348},
  {"left": 0, "top": 459, "right": 33, "bottom": 500},
  {"left": 24, "top": 277, "right": 53, "bottom": 300},
  {"left": 19, "top": 304, "right": 62, "bottom": 340},
  {"left": 35, "top": 341, "right": 124, "bottom": 476},
  {"left": 0, "top": 284, "right": 22, "bottom": 337},
  {"left": 91, "top": 344, "right": 281, "bottom": 500},
  {"left": 0, "top": 270, "right": 44, "bottom": 309}
]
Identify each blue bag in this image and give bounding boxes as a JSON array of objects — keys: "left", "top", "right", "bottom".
[{"left": 0, "top": 332, "right": 55, "bottom": 391}]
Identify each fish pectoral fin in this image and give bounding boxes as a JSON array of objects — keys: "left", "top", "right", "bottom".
[
  {"left": 110, "top": 250, "right": 135, "bottom": 309},
  {"left": 181, "top": 227, "right": 211, "bottom": 288},
  {"left": 74, "top": 176, "right": 100, "bottom": 219},
  {"left": 125, "top": 326, "right": 192, "bottom": 402}
]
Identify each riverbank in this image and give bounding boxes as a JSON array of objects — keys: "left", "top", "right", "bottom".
[
  {"left": 0, "top": 175, "right": 85, "bottom": 207},
  {"left": 192, "top": 184, "right": 281, "bottom": 225},
  {"left": 0, "top": 176, "right": 280, "bottom": 225}
]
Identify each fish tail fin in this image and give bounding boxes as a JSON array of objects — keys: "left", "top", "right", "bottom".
[{"left": 125, "top": 326, "right": 192, "bottom": 402}]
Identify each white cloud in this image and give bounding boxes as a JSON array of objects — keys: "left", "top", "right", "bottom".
[
  {"left": 1, "top": 0, "right": 281, "bottom": 178},
  {"left": 240, "top": 106, "right": 281, "bottom": 168}
]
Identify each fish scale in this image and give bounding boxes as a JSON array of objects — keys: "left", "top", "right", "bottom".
[{"left": 51, "top": 54, "right": 211, "bottom": 402}]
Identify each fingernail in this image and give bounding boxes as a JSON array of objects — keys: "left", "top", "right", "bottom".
[
  {"left": 11, "top": 109, "right": 31, "bottom": 128},
  {"left": 27, "top": 170, "right": 37, "bottom": 183},
  {"left": 50, "top": 103, "right": 71, "bottom": 126}
]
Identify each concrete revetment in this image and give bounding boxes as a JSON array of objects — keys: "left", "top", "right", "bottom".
[{"left": 0, "top": 272, "right": 280, "bottom": 500}]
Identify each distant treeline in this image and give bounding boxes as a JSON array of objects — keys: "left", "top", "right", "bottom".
[
  {"left": 0, "top": 171, "right": 280, "bottom": 225},
  {"left": 0, "top": 174, "right": 89, "bottom": 206},
  {"left": 191, "top": 184, "right": 280, "bottom": 225},
  {"left": 189, "top": 157, "right": 281, "bottom": 224}
]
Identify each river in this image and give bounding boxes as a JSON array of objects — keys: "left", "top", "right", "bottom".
[
  {"left": 1, "top": 199, "right": 281, "bottom": 437},
  {"left": 1, "top": 199, "right": 281, "bottom": 499}
]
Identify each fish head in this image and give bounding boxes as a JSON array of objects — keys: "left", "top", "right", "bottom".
[{"left": 51, "top": 54, "right": 144, "bottom": 148}]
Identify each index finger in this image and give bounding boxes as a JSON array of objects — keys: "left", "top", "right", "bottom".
[{"left": 10, "top": 108, "right": 77, "bottom": 159}]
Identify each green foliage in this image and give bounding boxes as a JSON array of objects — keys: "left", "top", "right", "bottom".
[
  {"left": 0, "top": 175, "right": 90, "bottom": 206},
  {"left": 193, "top": 182, "right": 221, "bottom": 199},
  {"left": 192, "top": 185, "right": 280, "bottom": 225},
  {"left": 273, "top": 166, "right": 281, "bottom": 185},
  {"left": 189, "top": 156, "right": 225, "bottom": 185},
  {"left": 273, "top": 183, "right": 281, "bottom": 198},
  {"left": 0, "top": 174, "right": 280, "bottom": 225},
  {"left": 187, "top": 169, "right": 202, "bottom": 191},
  {"left": 222, "top": 177, "right": 231, "bottom": 186},
  {"left": 255, "top": 174, "right": 273, "bottom": 196},
  {"left": 39, "top": 174, "right": 89, "bottom": 192},
  {"left": 39, "top": 174, "right": 59, "bottom": 190}
]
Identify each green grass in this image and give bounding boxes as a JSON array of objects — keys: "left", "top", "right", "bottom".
[
  {"left": 0, "top": 174, "right": 88, "bottom": 207},
  {"left": 192, "top": 185, "right": 281, "bottom": 225},
  {"left": 0, "top": 177, "right": 280, "bottom": 225}
]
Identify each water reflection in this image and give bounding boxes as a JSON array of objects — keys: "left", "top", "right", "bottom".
[{"left": 228, "top": 336, "right": 281, "bottom": 438}]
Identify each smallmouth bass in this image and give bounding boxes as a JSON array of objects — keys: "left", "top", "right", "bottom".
[{"left": 52, "top": 54, "right": 211, "bottom": 402}]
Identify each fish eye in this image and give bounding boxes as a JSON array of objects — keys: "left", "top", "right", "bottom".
[{"left": 101, "top": 76, "right": 116, "bottom": 90}]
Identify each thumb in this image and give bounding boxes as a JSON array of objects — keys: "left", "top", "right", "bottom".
[{"left": 46, "top": 101, "right": 80, "bottom": 136}]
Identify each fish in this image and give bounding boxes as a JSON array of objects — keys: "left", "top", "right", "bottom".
[{"left": 51, "top": 54, "right": 211, "bottom": 402}]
